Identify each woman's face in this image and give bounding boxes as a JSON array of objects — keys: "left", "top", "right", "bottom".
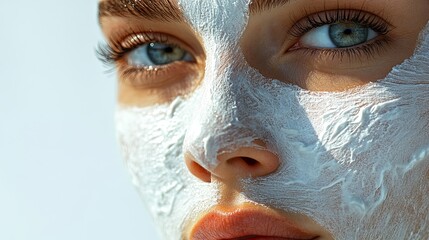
[{"left": 99, "top": 0, "right": 429, "bottom": 239}]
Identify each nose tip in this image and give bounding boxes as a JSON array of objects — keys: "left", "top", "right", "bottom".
[{"left": 184, "top": 143, "right": 280, "bottom": 182}]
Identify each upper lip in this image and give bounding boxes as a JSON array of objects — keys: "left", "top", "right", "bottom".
[{"left": 188, "top": 206, "right": 320, "bottom": 240}]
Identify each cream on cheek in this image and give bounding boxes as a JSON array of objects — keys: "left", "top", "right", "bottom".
[
  {"left": 116, "top": 0, "right": 429, "bottom": 239},
  {"left": 242, "top": 58, "right": 429, "bottom": 239},
  {"left": 116, "top": 95, "right": 220, "bottom": 240}
]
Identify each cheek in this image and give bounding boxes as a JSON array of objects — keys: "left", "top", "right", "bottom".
[
  {"left": 241, "top": 21, "right": 429, "bottom": 238},
  {"left": 241, "top": 82, "right": 429, "bottom": 239},
  {"left": 115, "top": 97, "right": 221, "bottom": 240},
  {"left": 116, "top": 104, "right": 189, "bottom": 212}
]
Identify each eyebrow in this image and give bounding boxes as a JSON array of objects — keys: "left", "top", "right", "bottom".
[
  {"left": 98, "top": 0, "right": 185, "bottom": 23},
  {"left": 249, "top": 0, "right": 295, "bottom": 14},
  {"left": 98, "top": 0, "right": 294, "bottom": 24}
]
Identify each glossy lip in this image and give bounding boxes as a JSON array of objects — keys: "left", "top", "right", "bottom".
[{"left": 189, "top": 206, "right": 320, "bottom": 240}]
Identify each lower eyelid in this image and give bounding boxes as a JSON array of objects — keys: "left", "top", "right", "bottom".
[
  {"left": 292, "top": 37, "right": 393, "bottom": 64},
  {"left": 117, "top": 62, "right": 203, "bottom": 105},
  {"left": 117, "top": 60, "right": 201, "bottom": 89}
]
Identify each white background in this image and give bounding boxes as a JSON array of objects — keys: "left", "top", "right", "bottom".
[{"left": 0, "top": 0, "right": 160, "bottom": 239}]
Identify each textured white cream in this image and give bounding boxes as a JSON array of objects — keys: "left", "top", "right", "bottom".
[{"left": 116, "top": 0, "right": 429, "bottom": 239}]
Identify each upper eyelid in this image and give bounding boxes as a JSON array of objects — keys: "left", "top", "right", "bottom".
[
  {"left": 102, "top": 20, "right": 201, "bottom": 53},
  {"left": 119, "top": 32, "right": 199, "bottom": 58},
  {"left": 98, "top": 31, "right": 200, "bottom": 67},
  {"left": 120, "top": 32, "right": 171, "bottom": 49},
  {"left": 288, "top": 9, "right": 393, "bottom": 37}
]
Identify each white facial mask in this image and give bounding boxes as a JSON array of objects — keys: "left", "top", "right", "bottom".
[{"left": 115, "top": 0, "right": 429, "bottom": 239}]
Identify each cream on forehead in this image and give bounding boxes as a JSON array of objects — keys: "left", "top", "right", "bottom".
[
  {"left": 179, "top": 0, "right": 249, "bottom": 41},
  {"left": 116, "top": 0, "right": 429, "bottom": 239}
]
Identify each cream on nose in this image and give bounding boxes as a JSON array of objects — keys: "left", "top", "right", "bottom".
[{"left": 184, "top": 142, "right": 280, "bottom": 182}]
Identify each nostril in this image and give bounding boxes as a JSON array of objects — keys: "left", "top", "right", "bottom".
[
  {"left": 227, "top": 157, "right": 261, "bottom": 168},
  {"left": 242, "top": 157, "right": 259, "bottom": 166},
  {"left": 219, "top": 148, "right": 280, "bottom": 179}
]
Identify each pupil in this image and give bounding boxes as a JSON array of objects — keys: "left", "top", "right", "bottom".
[
  {"left": 164, "top": 47, "right": 173, "bottom": 53},
  {"left": 343, "top": 29, "right": 353, "bottom": 35}
]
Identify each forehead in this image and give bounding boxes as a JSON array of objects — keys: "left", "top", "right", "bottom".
[{"left": 178, "top": 0, "right": 251, "bottom": 39}]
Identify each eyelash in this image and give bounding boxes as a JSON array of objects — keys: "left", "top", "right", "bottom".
[
  {"left": 290, "top": 9, "right": 391, "bottom": 37},
  {"left": 97, "top": 31, "right": 170, "bottom": 66},
  {"left": 288, "top": 9, "right": 393, "bottom": 60},
  {"left": 97, "top": 31, "right": 188, "bottom": 87}
]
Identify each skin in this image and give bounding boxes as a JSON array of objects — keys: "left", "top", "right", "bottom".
[{"left": 99, "top": 0, "right": 429, "bottom": 238}]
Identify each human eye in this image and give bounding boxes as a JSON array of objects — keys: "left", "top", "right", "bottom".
[
  {"left": 126, "top": 40, "right": 194, "bottom": 68},
  {"left": 288, "top": 10, "right": 392, "bottom": 58},
  {"left": 97, "top": 31, "right": 200, "bottom": 91},
  {"left": 300, "top": 22, "right": 378, "bottom": 49}
]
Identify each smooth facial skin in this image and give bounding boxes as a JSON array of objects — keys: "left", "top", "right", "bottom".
[{"left": 98, "top": 0, "right": 429, "bottom": 239}]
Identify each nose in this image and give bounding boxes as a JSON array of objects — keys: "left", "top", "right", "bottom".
[{"left": 184, "top": 141, "right": 280, "bottom": 182}]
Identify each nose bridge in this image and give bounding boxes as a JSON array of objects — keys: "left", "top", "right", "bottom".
[
  {"left": 180, "top": 0, "right": 260, "bottom": 170},
  {"left": 183, "top": 44, "right": 257, "bottom": 170}
]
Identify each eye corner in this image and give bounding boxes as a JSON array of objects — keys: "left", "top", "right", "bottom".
[{"left": 96, "top": 41, "right": 125, "bottom": 67}]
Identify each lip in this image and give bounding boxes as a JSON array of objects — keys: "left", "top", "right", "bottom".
[{"left": 189, "top": 206, "right": 320, "bottom": 240}]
